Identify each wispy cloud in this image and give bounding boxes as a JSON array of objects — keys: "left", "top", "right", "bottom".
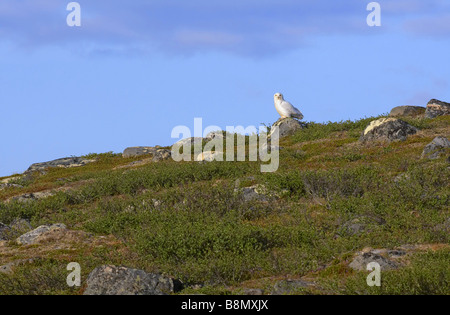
[{"left": 0, "top": 0, "right": 448, "bottom": 56}]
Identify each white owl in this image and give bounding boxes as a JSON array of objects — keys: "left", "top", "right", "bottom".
[{"left": 274, "top": 93, "right": 304, "bottom": 120}]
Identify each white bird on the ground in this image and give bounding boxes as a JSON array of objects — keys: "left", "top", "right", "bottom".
[{"left": 274, "top": 93, "right": 304, "bottom": 120}]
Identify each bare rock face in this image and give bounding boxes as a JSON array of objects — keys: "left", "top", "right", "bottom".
[
  {"left": 360, "top": 118, "right": 418, "bottom": 142},
  {"left": 26, "top": 157, "right": 96, "bottom": 173},
  {"left": 83, "top": 265, "right": 182, "bottom": 295},
  {"left": 421, "top": 136, "right": 450, "bottom": 160},
  {"left": 389, "top": 106, "right": 426, "bottom": 118},
  {"left": 425, "top": 99, "right": 450, "bottom": 119},
  {"left": 270, "top": 117, "right": 304, "bottom": 138}
]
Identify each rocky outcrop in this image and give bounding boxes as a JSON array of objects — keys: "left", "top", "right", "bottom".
[
  {"left": 16, "top": 223, "right": 67, "bottom": 245},
  {"left": 389, "top": 106, "right": 426, "bottom": 118},
  {"left": 348, "top": 249, "right": 401, "bottom": 271},
  {"left": 122, "top": 146, "right": 171, "bottom": 162},
  {"left": 270, "top": 117, "right": 304, "bottom": 138},
  {"left": 421, "top": 136, "right": 450, "bottom": 160},
  {"left": 360, "top": 118, "right": 418, "bottom": 142},
  {"left": 83, "top": 265, "right": 182, "bottom": 295},
  {"left": 425, "top": 99, "right": 450, "bottom": 119},
  {"left": 26, "top": 157, "right": 96, "bottom": 173}
]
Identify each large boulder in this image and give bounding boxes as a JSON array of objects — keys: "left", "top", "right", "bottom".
[
  {"left": 83, "top": 265, "right": 182, "bottom": 295},
  {"left": 270, "top": 117, "right": 304, "bottom": 138},
  {"left": 122, "top": 146, "right": 158, "bottom": 158},
  {"left": 421, "top": 136, "right": 450, "bottom": 160},
  {"left": 425, "top": 99, "right": 450, "bottom": 118},
  {"left": 360, "top": 118, "right": 418, "bottom": 142},
  {"left": 16, "top": 223, "right": 67, "bottom": 245},
  {"left": 122, "top": 146, "right": 171, "bottom": 162},
  {"left": 26, "top": 157, "right": 96, "bottom": 173},
  {"left": 389, "top": 106, "right": 426, "bottom": 118}
]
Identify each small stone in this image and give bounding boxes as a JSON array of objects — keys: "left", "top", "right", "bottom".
[
  {"left": 349, "top": 251, "right": 399, "bottom": 271},
  {"left": 270, "top": 118, "right": 304, "bottom": 138},
  {"left": 360, "top": 118, "right": 418, "bottom": 142}
]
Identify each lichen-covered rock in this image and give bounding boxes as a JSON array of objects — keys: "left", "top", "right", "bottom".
[
  {"left": 271, "top": 279, "right": 314, "bottom": 295},
  {"left": 16, "top": 223, "right": 67, "bottom": 245},
  {"left": 421, "top": 136, "right": 450, "bottom": 160},
  {"left": 348, "top": 250, "right": 399, "bottom": 271},
  {"left": 152, "top": 149, "right": 172, "bottom": 162},
  {"left": 83, "top": 265, "right": 182, "bottom": 295},
  {"left": 26, "top": 157, "right": 96, "bottom": 173},
  {"left": 122, "top": 146, "right": 158, "bottom": 158},
  {"left": 270, "top": 117, "right": 304, "bottom": 138},
  {"left": 360, "top": 118, "right": 418, "bottom": 142},
  {"left": 389, "top": 106, "right": 426, "bottom": 118},
  {"left": 425, "top": 99, "right": 450, "bottom": 118}
]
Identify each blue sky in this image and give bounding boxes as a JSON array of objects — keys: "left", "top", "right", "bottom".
[{"left": 0, "top": 0, "right": 449, "bottom": 176}]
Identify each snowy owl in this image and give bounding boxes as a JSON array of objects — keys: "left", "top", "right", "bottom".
[{"left": 274, "top": 93, "right": 304, "bottom": 120}]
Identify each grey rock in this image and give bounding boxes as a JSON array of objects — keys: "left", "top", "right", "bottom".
[
  {"left": 0, "top": 223, "right": 12, "bottom": 241},
  {"left": 271, "top": 279, "right": 313, "bottom": 295},
  {"left": 9, "top": 190, "right": 55, "bottom": 203},
  {"left": 173, "top": 137, "right": 204, "bottom": 148},
  {"left": 0, "top": 183, "right": 23, "bottom": 190},
  {"left": 205, "top": 131, "right": 225, "bottom": 140},
  {"left": 83, "top": 265, "right": 182, "bottom": 295},
  {"left": 425, "top": 99, "right": 450, "bottom": 119},
  {"left": 26, "top": 157, "right": 96, "bottom": 173},
  {"left": 122, "top": 146, "right": 158, "bottom": 158},
  {"left": 421, "top": 136, "right": 450, "bottom": 160},
  {"left": 16, "top": 223, "right": 67, "bottom": 245},
  {"left": 360, "top": 118, "right": 418, "bottom": 142},
  {"left": 348, "top": 251, "right": 399, "bottom": 271},
  {"left": 152, "top": 149, "right": 172, "bottom": 162},
  {"left": 270, "top": 118, "right": 304, "bottom": 138},
  {"left": 389, "top": 106, "right": 426, "bottom": 118},
  {"left": 235, "top": 184, "right": 270, "bottom": 202}
]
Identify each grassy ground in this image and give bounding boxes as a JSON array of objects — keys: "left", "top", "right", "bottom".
[{"left": 0, "top": 115, "right": 448, "bottom": 294}]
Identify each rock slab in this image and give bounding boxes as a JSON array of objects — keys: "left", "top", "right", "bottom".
[{"left": 83, "top": 265, "right": 182, "bottom": 295}]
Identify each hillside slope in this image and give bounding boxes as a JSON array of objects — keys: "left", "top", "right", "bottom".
[{"left": 0, "top": 114, "right": 449, "bottom": 295}]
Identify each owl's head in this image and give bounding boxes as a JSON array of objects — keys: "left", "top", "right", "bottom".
[{"left": 274, "top": 93, "right": 284, "bottom": 102}]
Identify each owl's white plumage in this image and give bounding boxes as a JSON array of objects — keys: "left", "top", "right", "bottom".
[{"left": 274, "top": 93, "right": 303, "bottom": 119}]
